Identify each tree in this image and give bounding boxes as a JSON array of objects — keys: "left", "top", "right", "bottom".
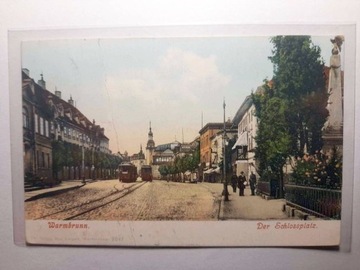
[
  {"left": 269, "top": 36, "right": 328, "bottom": 155},
  {"left": 52, "top": 140, "right": 66, "bottom": 180},
  {"left": 158, "top": 165, "right": 170, "bottom": 179},
  {"left": 188, "top": 144, "right": 200, "bottom": 174},
  {"left": 252, "top": 36, "right": 328, "bottom": 198},
  {"left": 253, "top": 95, "right": 292, "bottom": 197}
]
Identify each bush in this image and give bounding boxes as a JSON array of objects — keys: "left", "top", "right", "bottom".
[{"left": 291, "top": 147, "right": 342, "bottom": 188}]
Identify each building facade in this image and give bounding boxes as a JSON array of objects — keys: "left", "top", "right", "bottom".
[
  {"left": 199, "top": 122, "right": 232, "bottom": 181},
  {"left": 23, "top": 72, "right": 53, "bottom": 185},
  {"left": 130, "top": 145, "right": 146, "bottom": 174},
  {"left": 232, "top": 95, "right": 258, "bottom": 178},
  {"left": 22, "top": 69, "right": 115, "bottom": 186}
]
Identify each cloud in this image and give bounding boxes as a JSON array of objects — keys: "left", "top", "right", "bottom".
[
  {"left": 105, "top": 47, "right": 231, "bottom": 107},
  {"left": 158, "top": 48, "right": 231, "bottom": 103},
  {"left": 94, "top": 47, "right": 232, "bottom": 153}
]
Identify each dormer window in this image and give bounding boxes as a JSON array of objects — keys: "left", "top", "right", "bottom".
[{"left": 57, "top": 104, "right": 64, "bottom": 117}]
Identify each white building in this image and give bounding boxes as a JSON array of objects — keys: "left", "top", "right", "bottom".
[{"left": 232, "top": 95, "right": 258, "bottom": 178}]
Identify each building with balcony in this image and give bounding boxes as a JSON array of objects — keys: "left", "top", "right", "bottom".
[{"left": 231, "top": 94, "right": 257, "bottom": 178}]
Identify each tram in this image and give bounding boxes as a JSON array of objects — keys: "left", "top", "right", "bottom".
[
  {"left": 140, "top": 165, "right": 153, "bottom": 182},
  {"left": 118, "top": 163, "right": 138, "bottom": 183}
]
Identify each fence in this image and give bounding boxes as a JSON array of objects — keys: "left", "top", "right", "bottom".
[
  {"left": 284, "top": 184, "right": 341, "bottom": 219},
  {"left": 257, "top": 180, "right": 280, "bottom": 198}
]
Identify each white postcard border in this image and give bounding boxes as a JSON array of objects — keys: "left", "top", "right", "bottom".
[{"left": 9, "top": 24, "right": 356, "bottom": 249}]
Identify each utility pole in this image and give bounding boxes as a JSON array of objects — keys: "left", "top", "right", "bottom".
[
  {"left": 223, "top": 98, "right": 229, "bottom": 201},
  {"left": 82, "top": 134, "right": 86, "bottom": 184}
]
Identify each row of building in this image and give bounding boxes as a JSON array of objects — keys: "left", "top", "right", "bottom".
[
  {"left": 23, "top": 35, "right": 343, "bottom": 187},
  {"left": 22, "top": 69, "right": 113, "bottom": 186},
  {"left": 140, "top": 88, "right": 262, "bottom": 182},
  {"left": 141, "top": 59, "right": 342, "bottom": 185}
]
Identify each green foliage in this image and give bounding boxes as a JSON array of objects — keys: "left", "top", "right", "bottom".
[
  {"left": 158, "top": 145, "right": 200, "bottom": 181},
  {"left": 291, "top": 147, "right": 342, "bottom": 188},
  {"left": 253, "top": 96, "right": 292, "bottom": 177},
  {"left": 268, "top": 36, "right": 328, "bottom": 155},
  {"left": 52, "top": 140, "right": 121, "bottom": 174},
  {"left": 252, "top": 36, "right": 329, "bottom": 198},
  {"left": 253, "top": 36, "right": 329, "bottom": 187},
  {"left": 52, "top": 140, "right": 65, "bottom": 174},
  {"left": 158, "top": 165, "right": 170, "bottom": 177}
]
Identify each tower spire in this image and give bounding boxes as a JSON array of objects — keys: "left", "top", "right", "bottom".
[
  {"left": 146, "top": 121, "right": 155, "bottom": 165},
  {"left": 148, "top": 121, "right": 153, "bottom": 137}
]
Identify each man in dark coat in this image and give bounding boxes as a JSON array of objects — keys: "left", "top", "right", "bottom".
[
  {"left": 231, "top": 171, "right": 238, "bottom": 193},
  {"left": 238, "top": 171, "right": 246, "bottom": 196},
  {"left": 249, "top": 171, "right": 257, "bottom": 196}
]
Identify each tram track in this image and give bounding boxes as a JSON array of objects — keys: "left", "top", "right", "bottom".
[{"left": 35, "top": 181, "right": 148, "bottom": 220}]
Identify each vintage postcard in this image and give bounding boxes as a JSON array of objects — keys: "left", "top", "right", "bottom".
[{"left": 10, "top": 25, "right": 355, "bottom": 247}]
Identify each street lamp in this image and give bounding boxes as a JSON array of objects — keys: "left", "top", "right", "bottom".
[
  {"left": 91, "top": 143, "right": 95, "bottom": 180},
  {"left": 81, "top": 134, "right": 86, "bottom": 184},
  {"left": 223, "top": 98, "right": 229, "bottom": 201}
]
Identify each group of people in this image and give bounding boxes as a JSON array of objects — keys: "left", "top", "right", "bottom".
[{"left": 231, "top": 171, "right": 257, "bottom": 196}]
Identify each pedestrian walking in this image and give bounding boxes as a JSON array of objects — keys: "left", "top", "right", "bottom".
[
  {"left": 238, "top": 171, "right": 246, "bottom": 196},
  {"left": 249, "top": 171, "right": 257, "bottom": 196},
  {"left": 231, "top": 171, "right": 238, "bottom": 193}
]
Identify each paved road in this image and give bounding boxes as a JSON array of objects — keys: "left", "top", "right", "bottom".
[
  {"left": 25, "top": 180, "right": 292, "bottom": 221},
  {"left": 25, "top": 180, "right": 224, "bottom": 221},
  {"left": 220, "top": 186, "right": 290, "bottom": 220},
  {"left": 78, "top": 181, "right": 223, "bottom": 220}
]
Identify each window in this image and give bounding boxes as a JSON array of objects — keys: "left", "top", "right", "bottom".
[
  {"left": 47, "top": 153, "right": 50, "bottom": 168},
  {"left": 50, "top": 121, "right": 55, "bottom": 134},
  {"left": 45, "top": 120, "right": 49, "bottom": 137},
  {"left": 34, "top": 113, "right": 39, "bottom": 133},
  {"left": 37, "top": 151, "right": 40, "bottom": 167},
  {"left": 39, "top": 117, "right": 44, "bottom": 136},
  {"left": 22, "top": 107, "right": 29, "bottom": 128},
  {"left": 42, "top": 152, "right": 45, "bottom": 167}
]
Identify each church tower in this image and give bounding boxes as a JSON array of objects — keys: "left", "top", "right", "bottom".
[{"left": 146, "top": 122, "right": 155, "bottom": 165}]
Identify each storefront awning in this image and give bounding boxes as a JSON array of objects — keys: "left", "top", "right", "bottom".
[
  {"left": 204, "top": 167, "right": 221, "bottom": 174},
  {"left": 213, "top": 167, "right": 221, "bottom": 174},
  {"left": 232, "top": 132, "right": 248, "bottom": 149}
]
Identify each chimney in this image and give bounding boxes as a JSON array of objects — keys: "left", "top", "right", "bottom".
[
  {"left": 37, "top": 73, "right": 46, "bottom": 89},
  {"left": 68, "top": 95, "right": 74, "bottom": 106},
  {"left": 55, "top": 87, "right": 61, "bottom": 99}
]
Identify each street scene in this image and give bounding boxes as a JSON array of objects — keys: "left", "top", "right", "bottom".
[
  {"left": 22, "top": 35, "right": 343, "bottom": 223},
  {"left": 25, "top": 179, "right": 288, "bottom": 221}
]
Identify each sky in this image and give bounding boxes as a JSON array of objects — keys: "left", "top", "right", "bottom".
[{"left": 22, "top": 36, "right": 334, "bottom": 155}]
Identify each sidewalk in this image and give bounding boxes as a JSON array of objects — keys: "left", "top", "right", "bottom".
[
  {"left": 219, "top": 187, "right": 289, "bottom": 220},
  {"left": 24, "top": 180, "right": 86, "bottom": 201}
]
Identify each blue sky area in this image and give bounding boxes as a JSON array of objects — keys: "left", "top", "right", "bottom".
[{"left": 22, "top": 36, "right": 334, "bottom": 154}]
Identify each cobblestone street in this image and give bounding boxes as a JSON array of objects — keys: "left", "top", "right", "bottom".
[{"left": 25, "top": 180, "right": 224, "bottom": 221}]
